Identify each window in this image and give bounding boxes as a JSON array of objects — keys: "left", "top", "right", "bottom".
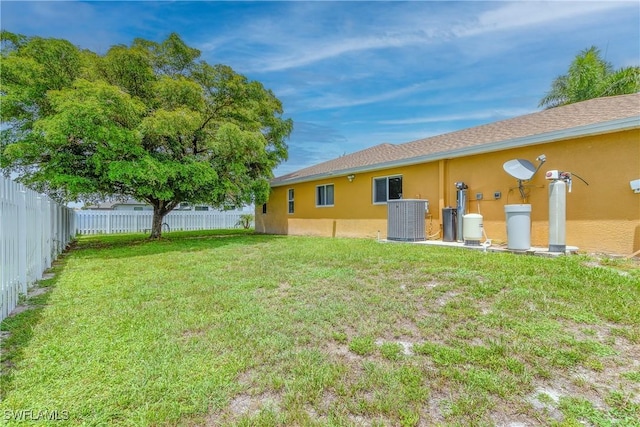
[
  {"left": 194, "top": 206, "right": 209, "bottom": 211},
  {"left": 373, "top": 176, "right": 403, "bottom": 203},
  {"left": 316, "top": 184, "right": 334, "bottom": 207},
  {"left": 262, "top": 203, "right": 267, "bottom": 214},
  {"left": 133, "top": 207, "right": 143, "bottom": 211},
  {"left": 288, "top": 189, "right": 294, "bottom": 214}
]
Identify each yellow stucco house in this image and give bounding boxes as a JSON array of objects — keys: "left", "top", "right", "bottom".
[{"left": 256, "top": 94, "right": 640, "bottom": 256}]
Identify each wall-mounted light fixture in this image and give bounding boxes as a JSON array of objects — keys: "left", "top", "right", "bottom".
[{"left": 347, "top": 174, "right": 355, "bottom": 182}]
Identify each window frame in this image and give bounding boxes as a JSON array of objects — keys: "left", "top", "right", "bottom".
[
  {"left": 372, "top": 175, "right": 403, "bottom": 204},
  {"left": 287, "top": 188, "right": 295, "bottom": 214},
  {"left": 315, "top": 183, "right": 335, "bottom": 207}
]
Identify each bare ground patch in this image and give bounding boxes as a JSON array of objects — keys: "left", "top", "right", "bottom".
[
  {"left": 205, "top": 390, "right": 282, "bottom": 426},
  {"left": 205, "top": 370, "right": 283, "bottom": 426}
]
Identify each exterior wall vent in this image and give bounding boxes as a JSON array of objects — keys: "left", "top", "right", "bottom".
[{"left": 387, "top": 199, "right": 427, "bottom": 242}]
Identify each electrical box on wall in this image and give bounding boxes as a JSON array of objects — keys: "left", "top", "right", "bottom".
[
  {"left": 475, "top": 192, "right": 483, "bottom": 200},
  {"left": 494, "top": 191, "right": 502, "bottom": 200}
]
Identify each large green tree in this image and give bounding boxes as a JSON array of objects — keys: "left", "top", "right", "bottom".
[
  {"left": 1, "top": 31, "right": 292, "bottom": 238},
  {"left": 539, "top": 46, "right": 640, "bottom": 109}
]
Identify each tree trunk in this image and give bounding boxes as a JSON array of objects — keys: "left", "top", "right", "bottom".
[
  {"left": 149, "top": 208, "right": 166, "bottom": 239},
  {"left": 148, "top": 200, "right": 179, "bottom": 239}
]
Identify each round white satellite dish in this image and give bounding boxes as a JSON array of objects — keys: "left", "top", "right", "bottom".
[{"left": 503, "top": 159, "right": 537, "bottom": 180}]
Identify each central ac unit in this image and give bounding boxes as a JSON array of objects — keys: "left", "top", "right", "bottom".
[{"left": 387, "top": 199, "right": 427, "bottom": 242}]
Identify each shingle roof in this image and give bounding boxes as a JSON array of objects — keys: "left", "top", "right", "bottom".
[{"left": 272, "top": 93, "right": 640, "bottom": 186}]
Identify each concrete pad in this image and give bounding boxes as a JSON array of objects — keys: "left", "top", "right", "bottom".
[{"left": 380, "top": 239, "right": 579, "bottom": 257}]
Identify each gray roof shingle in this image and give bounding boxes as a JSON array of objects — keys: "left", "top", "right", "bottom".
[{"left": 272, "top": 93, "right": 640, "bottom": 186}]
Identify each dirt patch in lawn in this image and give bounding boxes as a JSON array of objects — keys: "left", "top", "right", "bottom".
[{"left": 205, "top": 370, "right": 283, "bottom": 426}]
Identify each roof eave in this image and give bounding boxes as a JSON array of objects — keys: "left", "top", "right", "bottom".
[{"left": 271, "top": 116, "right": 640, "bottom": 187}]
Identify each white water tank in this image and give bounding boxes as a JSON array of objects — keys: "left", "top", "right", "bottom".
[
  {"left": 548, "top": 179, "right": 567, "bottom": 252},
  {"left": 504, "top": 204, "right": 531, "bottom": 250},
  {"left": 463, "top": 213, "right": 483, "bottom": 245}
]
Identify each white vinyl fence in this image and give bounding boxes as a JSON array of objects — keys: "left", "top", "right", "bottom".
[
  {"left": 75, "top": 210, "right": 250, "bottom": 235},
  {"left": 0, "top": 176, "right": 76, "bottom": 322}
]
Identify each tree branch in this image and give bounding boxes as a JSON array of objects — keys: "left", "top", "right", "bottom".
[{"left": 190, "top": 96, "right": 234, "bottom": 153}]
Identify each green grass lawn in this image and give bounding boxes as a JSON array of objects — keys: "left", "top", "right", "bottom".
[{"left": 1, "top": 230, "right": 639, "bottom": 426}]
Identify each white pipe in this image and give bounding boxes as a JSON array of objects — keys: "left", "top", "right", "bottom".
[
  {"left": 427, "top": 230, "right": 441, "bottom": 239},
  {"left": 481, "top": 225, "right": 492, "bottom": 252}
]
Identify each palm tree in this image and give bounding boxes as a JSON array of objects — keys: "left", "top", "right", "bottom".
[{"left": 539, "top": 46, "right": 640, "bottom": 109}]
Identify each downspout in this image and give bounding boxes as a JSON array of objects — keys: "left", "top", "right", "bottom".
[{"left": 438, "top": 159, "right": 448, "bottom": 234}]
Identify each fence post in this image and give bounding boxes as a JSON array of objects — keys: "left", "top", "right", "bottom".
[
  {"left": 35, "top": 196, "right": 43, "bottom": 280},
  {"left": 44, "top": 199, "right": 51, "bottom": 270},
  {"left": 18, "top": 190, "right": 27, "bottom": 295},
  {"left": 57, "top": 204, "right": 63, "bottom": 254},
  {"left": 51, "top": 201, "right": 56, "bottom": 261}
]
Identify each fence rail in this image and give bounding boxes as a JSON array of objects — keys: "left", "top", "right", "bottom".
[
  {"left": 0, "top": 176, "right": 76, "bottom": 322},
  {"left": 75, "top": 210, "right": 250, "bottom": 235}
]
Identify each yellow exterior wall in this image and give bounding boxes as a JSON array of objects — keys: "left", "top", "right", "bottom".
[{"left": 257, "top": 129, "right": 640, "bottom": 255}]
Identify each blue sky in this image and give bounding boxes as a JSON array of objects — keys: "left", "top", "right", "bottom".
[{"left": 2, "top": 1, "right": 639, "bottom": 177}]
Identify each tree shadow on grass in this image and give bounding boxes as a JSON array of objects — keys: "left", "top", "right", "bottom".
[
  {"left": 0, "top": 253, "right": 69, "bottom": 399},
  {"left": 73, "top": 229, "right": 286, "bottom": 260}
]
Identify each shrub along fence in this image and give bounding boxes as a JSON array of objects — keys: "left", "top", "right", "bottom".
[
  {"left": 75, "top": 210, "right": 251, "bottom": 235},
  {"left": 0, "top": 176, "right": 76, "bottom": 322}
]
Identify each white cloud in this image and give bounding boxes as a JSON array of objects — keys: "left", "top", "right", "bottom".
[
  {"left": 380, "top": 108, "right": 535, "bottom": 125},
  {"left": 248, "top": 32, "right": 434, "bottom": 73},
  {"left": 454, "top": 1, "right": 633, "bottom": 38},
  {"left": 303, "top": 83, "right": 430, "bottom": 111},
  {"left": 205, "top": 1, "right": 636, "bottom": 73}
]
